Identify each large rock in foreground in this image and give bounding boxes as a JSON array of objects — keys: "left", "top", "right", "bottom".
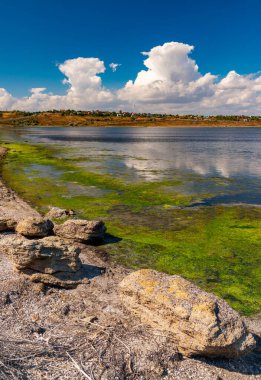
[
  {"left": 119, "top": 269, "right": 255, "bottom": 358},
  {"left": 16, "top": 217, "right": 54, "bottom": 238},
  {"left": 0, "top": 235, "right": 81, "bottom": 274},
  {"left": 54, "top": 219, "right": 106, "bottom": 243}
]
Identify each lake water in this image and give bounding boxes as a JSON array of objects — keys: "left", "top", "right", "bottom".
[
  {"left": 1, "top": 126, "right": 261, "bottom": 314},
  {"left": 1, "top": 126, "right": 260, "bottom": 205}
]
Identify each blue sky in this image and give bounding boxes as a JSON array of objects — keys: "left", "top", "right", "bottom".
[{"left": 0, "top": 0, "right": 260, "bottom": 114}]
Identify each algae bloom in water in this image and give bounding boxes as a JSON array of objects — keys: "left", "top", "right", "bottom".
[{"left": 0, "top": 126, "right": 260, "bottom": 316}]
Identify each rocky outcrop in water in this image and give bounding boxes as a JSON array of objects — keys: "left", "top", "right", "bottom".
[
  {"left": 54, "top": 219, "right": 106, "bottom": 243},
  {"left": 119, "top": 269, "right": 256, "bottom": 358},
  {"left": 16, "top": 217, "right": 54, "bottom": 238}
]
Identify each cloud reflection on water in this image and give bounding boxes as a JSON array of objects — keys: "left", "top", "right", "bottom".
[
  {"left": 121, "top": 142, "right": 261, "bottom": 180},
  {"left": 2, "top": 126, "right": 261, "bottom": 182}
]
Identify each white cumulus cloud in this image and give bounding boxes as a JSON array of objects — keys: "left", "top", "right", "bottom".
[
  {"left": 118, "top": 42, "right": 217, "bottom": 105},
  {"left": 0, "top": 41, "right": 260, "bottom": 114},
  {"left": 58, "top": 57, "right": 114, "bottom": 109}
]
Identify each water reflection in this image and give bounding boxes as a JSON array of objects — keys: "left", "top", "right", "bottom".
[
  {"left": 0, "top": 126, "right": 260, "bottom": 204},
  {"left": 122, "top": 147, "right": 261, "bottom": 179},
  {"left": 13, "top": 126, "right": 261, "bottom": 180}
]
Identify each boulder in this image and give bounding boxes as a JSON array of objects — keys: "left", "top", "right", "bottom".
[
  {"left": 0, "top": 235, "right": 81, "bottom": 274},
  {"left": 54, "top": 219, "right": 106, "bottom": 243},
  {"left": 45, "top": 206, "right": 75, "bottom": 220},
  {"left": 16, "top": 217, "right": 54, "bottom": 238},
  {"left": 119, "top": 269, "right": 256, "bottom": 358},
  {"left": 0, "top": 217, "right": 16, "bottom": 231}
]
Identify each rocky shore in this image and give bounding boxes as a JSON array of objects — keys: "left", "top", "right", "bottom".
[{"left": 0, "top": 146, "right": 260, "bottom": 379}]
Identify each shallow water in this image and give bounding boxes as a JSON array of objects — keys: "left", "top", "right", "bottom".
[
  {"left": 0, "top": 126, "right": 260, "bottom": 314},
  {"left": 0, "top": 126, "right": 260, "bottom": 204}
]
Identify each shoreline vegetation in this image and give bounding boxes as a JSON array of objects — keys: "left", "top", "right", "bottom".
[{"left": 0, "top": 110, "right": 261, "bottom": 127}]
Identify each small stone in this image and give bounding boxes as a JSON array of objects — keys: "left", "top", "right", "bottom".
[
  {"left": 16, "top": 217, "right": 54, "bottom": 238},
  {"left": 45, "top": 207, "right": 75, "bottom": 220}
]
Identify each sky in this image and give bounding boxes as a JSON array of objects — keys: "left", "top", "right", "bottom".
[{"left": 0, "top": 0, "right": 260, "bottom": 114}]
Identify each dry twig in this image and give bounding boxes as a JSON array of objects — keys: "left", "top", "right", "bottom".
[{"left": 66, "top": 351, "right": 93, "bottom": 380}]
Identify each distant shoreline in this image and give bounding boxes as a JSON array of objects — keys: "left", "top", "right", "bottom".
[
  {"left": 0, "top": 111, "right": 261, "bottom": 128},
  {"left": 1, "top": 124, "right": 261, "bottom": 128}
]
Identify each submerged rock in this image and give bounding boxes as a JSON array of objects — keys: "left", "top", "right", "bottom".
[
  {"left": 0, "top": 235, "right": 81, "bottom": 274},
  {"left": 45, "top": 206, "right": 75, "bottom": 220},
  {"left": 119, "top": 269, "right": 256, "bottom": 358},
  {"left": 16, "top": 217, "right": 54, "bottom": 238},
  {"left": 54, "top": 219, "right": 106, "bottom": 243}
]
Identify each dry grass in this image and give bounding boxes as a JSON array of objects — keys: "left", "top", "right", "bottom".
[
  {"left": 0, "top": 257, "right": 182, "bottom": 380},
  {"left": 0, "top": 256, "right": 260, "bottom": 380}
]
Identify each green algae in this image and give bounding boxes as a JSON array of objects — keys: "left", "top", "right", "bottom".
[{"left": 1, "top": 141, "right": 261, "bottom": 316}]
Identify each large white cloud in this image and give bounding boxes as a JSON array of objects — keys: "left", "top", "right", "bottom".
[
  {"left": 59, "top": 57, "right": 114, "bottom": 108},
  {"left": 9, "top": 58, "right": 115, "bottom": 111},
  {"left": 0, "top": 42, "right": 260, "bottom": 114},
  {"left": 118, "top": 42, "right": 216, "bottom": 104},
  {"left": 118, "top": 42, "right": 260, "bottom": 114},
  {"left": 203, "top": 70, "right": 261, "bottom": 114}
]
